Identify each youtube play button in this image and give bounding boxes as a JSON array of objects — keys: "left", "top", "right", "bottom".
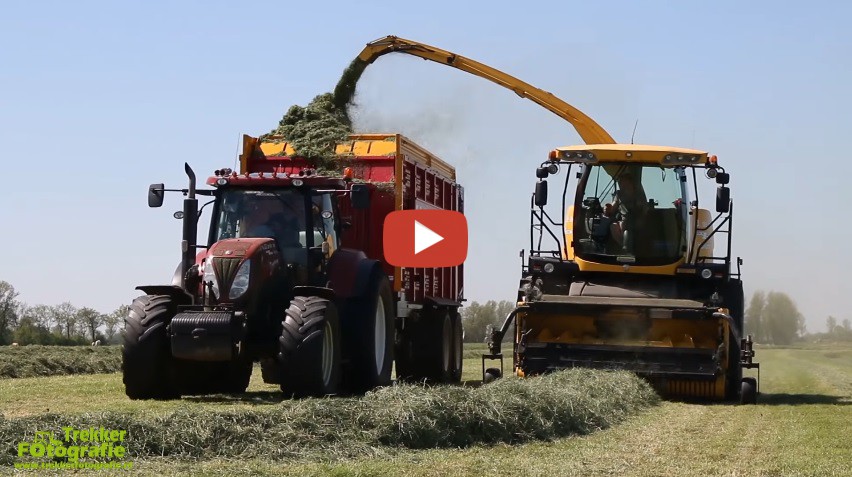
[{"left": 383, "top": 210, "right": 467, "bottom": 267}]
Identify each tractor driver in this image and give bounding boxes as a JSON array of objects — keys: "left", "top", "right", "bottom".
[
  {"left": 604, "top": 172, "right": 648, "bottom": 253},
  {"left": 244, "top": 196, "right": 305, "bottom": 252},
  {"left": 244, "top": 201, "right": 279, "bottom": 238}
]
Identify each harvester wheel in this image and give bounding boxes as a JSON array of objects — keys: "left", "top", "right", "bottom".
[
  {"left": 122, "top": 295, "right": 179, "bottom": 400},
  {"left": 725, "top": 279, "right": 745, "bottom": 400},
  {"left": 449, "top": 310, "right": 464, "bottom": 383},
  {"left": 347, "top": 275, "right": 395, "bottom": 393},
  {"left": 741, "top": 377, "right": 757, "bottom": 404},
  {"left": 483, "top": 367, "right": 502, "bottom": 383},
  {"left": 278, "top": 296, "right": 343, "bottom": 397}
]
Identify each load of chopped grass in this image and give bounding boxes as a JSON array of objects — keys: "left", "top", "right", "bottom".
[
  {"left": 0, "top": 345, "right": 121, "bottom": 379},
  {"left": 263, "top": 59, "right": 371, "bottom": 171},
  {"left": 0, "top": 369, "right": 658, "bottom": 464}
]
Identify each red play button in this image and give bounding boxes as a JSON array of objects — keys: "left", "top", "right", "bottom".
[{"left": 383, "top": 210, "right": 467, "bottom": 267}]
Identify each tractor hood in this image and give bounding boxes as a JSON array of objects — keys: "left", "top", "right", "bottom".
[{"left": 204, "top": 238, "right": 282, "bottom": 304}]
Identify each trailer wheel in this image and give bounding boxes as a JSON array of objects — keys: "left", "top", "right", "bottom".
[
  {"left": 347, "top": 275, "right": 395, "bottom": 393},
  {"left": 449, "top": 310, "right": 464, "bottom": 383},
  {"left": 394, "top": 322, "right": 416, "bottom": 382},
  {"left": 423, "top": 311, "right": 454, "bottom": 382},
  {"left": 395, "top": 310, "right": 453, "bottom": 383},
  {"left": 122, "top": 295, "right": 179, "bottom": 400},
  {"left": 741, "top": 377, "right": 757, "bottom": 404},
  {"left": 278, "top": 296, "right": 342, "bottom": 397}
]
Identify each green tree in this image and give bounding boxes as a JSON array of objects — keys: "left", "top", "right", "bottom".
[
  {"left": 461, "top": 300, "right": 515, "bottom": 343},
  {"left": 0, "top": 281, "right": 21, "bottom": 345},
  {"left": 744, "top": 291, "right": 766, "bottom": 341},
  {"left": 104, "top": 305, "right": 129, "bottom": 344},
  {"left": 840, "top": 318, "right": 852, "bottom": 341},
  {"left": 51, "top": 302, "right": 78, "bottom": 340},
  {"left": 763, "top": 291, "right": 804, "bottom": 345},
  {"left": 76, "top": 307, "right": 104, "bottom": 343},
  {"left": 826, "top": 316, "right": 838, "bottom": 334},
  {"left": 13, "top": 315, "right": 55, "bottom": 345}
]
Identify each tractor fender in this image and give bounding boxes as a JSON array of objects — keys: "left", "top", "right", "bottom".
[
  {"left": 292, "top": 286, "right": 336, "bottom": 301},
  {"left": 327, "top": 248, "right": 383, "bottom": 299},
  {"left": 135, "top": 285, "right": 194, "bottom": 306}
]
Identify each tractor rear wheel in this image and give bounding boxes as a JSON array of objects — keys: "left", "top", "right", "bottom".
[
  {"left": 278, "top": 296, "right": 342, "bottom": 397},
  {"left": 347, "top": 275, "right": 395, "bottom": 393},
  {"left": 122, "top": 295, "right": 179, "bottom": 400}
]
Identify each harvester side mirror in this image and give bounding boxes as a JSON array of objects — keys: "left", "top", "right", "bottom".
[
  {"left": 351, "top": 184, "right": 370, "bottom": 209},
  {"left": 716, "top": 186, "right": 731, "bottom": 213},
  {"left": 715, "top": 172, "right": 730, "bottom": 185},
  {"left": 148, "top": 183, "right": 165, "bottom": 208},
  {"left": 536, "top": 167, "right": 549, "bottom": 179},
  {"left": 534, "top": 180, "right": 548, "bottom": 207}
]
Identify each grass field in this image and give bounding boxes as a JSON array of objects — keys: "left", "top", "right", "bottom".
[{"left": 2, "top": 344, "right": 850, "bottom": 476}]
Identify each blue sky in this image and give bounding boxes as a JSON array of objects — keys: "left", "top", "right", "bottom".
[{"left": 1, "top": 1, "right": 849, "bottom": 331}]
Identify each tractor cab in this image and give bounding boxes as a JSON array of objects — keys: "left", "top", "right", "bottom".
[{"left": 204, "top": 173, "right": 349, "bottom": 290}]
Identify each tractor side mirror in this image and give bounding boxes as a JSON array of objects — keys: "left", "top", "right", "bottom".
[
  {"left": 715, "top": 172, "right": 730, "bottom": 185},
  {"left": 148, "top": 183, "right": 165, "bottom": 208},
  {"left": 534, "top": 181, "right": 548, "bottom": 207},
  {"left": 716, "top": 186, "right": 731, "bottom": 213},
  {"left": 536, "top": 167, "right": 549, "bottom": 179},
  {"left": 351, "top": 184, "right": 370, "bottom": 209}
]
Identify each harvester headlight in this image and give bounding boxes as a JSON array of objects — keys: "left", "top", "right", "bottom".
[
  {"left": 228, "top": 260, "right": 251, "bottom": 300},
  {"left": 203, "top": 260, "right": 220, "bottom": 298},
  {"left": 700, "top": 268, "right": 713, "bottom": 279},
  {"left": 543, "top": 263, "right": 555, "bottom": 273}
]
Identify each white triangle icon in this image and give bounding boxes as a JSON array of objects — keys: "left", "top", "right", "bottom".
[{"left": 414, "top": 220, "right": 444, "bottom": 255}]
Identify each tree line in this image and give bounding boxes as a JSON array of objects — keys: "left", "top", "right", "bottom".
[
  {"left": 0, "top": 281, "right": 127, "bottom": 346},
  {"left": 4, "top": 277, "right": 847, "bottom": 347}
]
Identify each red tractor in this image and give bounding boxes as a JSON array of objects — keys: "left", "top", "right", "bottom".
[{"left": 123, "top": 134, "right": 465, "bottom": 399}]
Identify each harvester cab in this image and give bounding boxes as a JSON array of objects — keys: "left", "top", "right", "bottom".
[{"left": 484, "top": 144, "right": 759, "bottom": 404}]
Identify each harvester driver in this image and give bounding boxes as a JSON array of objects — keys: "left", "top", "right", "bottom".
[{"left": 605, "top": 172, "right": 648, "bottom": 254}]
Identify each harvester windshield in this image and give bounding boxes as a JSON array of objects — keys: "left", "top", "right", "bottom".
[{"left": 574, "top": 164, "right": 687, "bottom": 265}]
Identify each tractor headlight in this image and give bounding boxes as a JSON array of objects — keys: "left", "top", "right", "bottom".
[
  {"left": 543, "top": 263, "right": 555, "bottom": 273},
  {"left": 700, "top": 268, "right": 713, "bottom": 279},
  {"left": 229, "top": 260, "right": 251, "bottom": 300},
  {"left": 203, "top": 260, "right": 220, "bottom": 298}
]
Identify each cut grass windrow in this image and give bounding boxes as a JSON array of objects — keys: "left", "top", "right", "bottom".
[
  {"left": 0, "top": 345, "right": 121, "bottom": 379},
  {"left": 0, "top": 369, "right": 658, "bottom": 464}
]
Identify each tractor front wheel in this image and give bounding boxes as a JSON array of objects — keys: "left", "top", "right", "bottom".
[
  {"left": 122, "top": 295, "right": 179, "bottom": 400},
  {"left": 278, "top": 296, "right": 343, "bottom": 397}
]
